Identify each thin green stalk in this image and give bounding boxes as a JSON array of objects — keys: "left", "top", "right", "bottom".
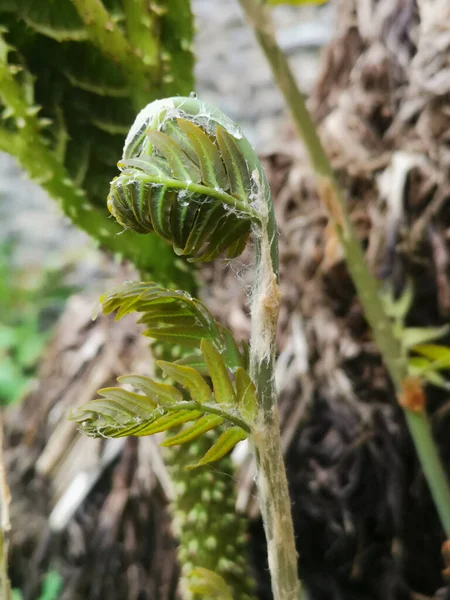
[{"left": 238, "top": 0, "right": 450, "bottom": 538}]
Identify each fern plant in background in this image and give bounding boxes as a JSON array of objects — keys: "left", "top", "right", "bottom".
[
  {"left": 0, "top": 0, "right": 194, "bottom": 281},
  {"left": 72, "top": 96, "right": 302, "bottom": 600},
  {"left": 0, "top": 3, "right": 255, "bottom": 599}
]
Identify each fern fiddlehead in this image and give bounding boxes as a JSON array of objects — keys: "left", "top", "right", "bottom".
[{"left": 73, "top": 97, "right": 302, "bottom": 599}]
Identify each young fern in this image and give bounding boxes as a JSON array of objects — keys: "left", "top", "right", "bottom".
[
  {"left": 73, "top": 97, "right": 301, "bottom": 600},
  {"left": 72, "top": 282, "right": 253, "bottom": 467}
]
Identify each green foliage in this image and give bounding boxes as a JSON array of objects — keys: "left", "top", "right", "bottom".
[
  {"left": 71, "top": 282, "right": 258, "bottom": 467},
  {"left": 0, "top": 243, "right": 75, "bottom": 406},
  {"left": 13, "top": 570, "right": 62, "bottom": 600},
  {"left": 381, "top": 282, "right": 450, "bottom": 389},
  {"left": 108, "top": 103, "right": 262, "bottom": 262},
  {"left": 0, "top": 2, "right": 196, "bottom": 280}
]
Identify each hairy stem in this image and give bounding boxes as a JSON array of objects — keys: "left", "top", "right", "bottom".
[
  {"left": 250, "top": 215, "right": 302, "bottom": 598},
  {"left": 254, "top": 411, "right": 300, "bottom": 600},
  {"left": 238, "top": 0, "right": 450, "bottom": 538}
]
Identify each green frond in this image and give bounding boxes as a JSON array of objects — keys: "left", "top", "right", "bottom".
[
  {"left": 71, "top": 318, "right": 256, "bottom": 464},
  {"left": 100, "top": 281, "right": 248, "bottom": 370},
  {"left": 71, "top": 355, "right": 251, "bottom": 464},
  {"left": 73, "top": 277, "right": 256, "bottom": 463},
  {"left": 0, "top": 5, "right": 195, "bottom": 281},
  {"left": 107, "top": 96, "right": 272, "bottom": 262}
]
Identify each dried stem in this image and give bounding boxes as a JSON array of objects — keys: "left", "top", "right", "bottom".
[{"left": 238, "top": 0, "right": 450, "bottom": 538}]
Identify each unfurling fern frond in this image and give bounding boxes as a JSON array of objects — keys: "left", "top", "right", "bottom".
[
  {"left": 107, "top": 96, "right": 273, "bottom": 262},
  {"left": 101, "top": 281, "right": 248, "bottom": 369},
  {"left": 71, "top": 283, "right": 258, "bottom": 468}
]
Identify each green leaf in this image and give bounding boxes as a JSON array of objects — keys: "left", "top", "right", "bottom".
[
  {"left": 118, "top": 156, "right": 172, "bottom": 179},
  {"left": 187, "top": 567, "right": 233, "bottom": 600},
  {"left": 235, "top": 368, "right": 258, "bottom": 422},
  {"left": 170, "top": 193, "right": 202, "bottom": 251},
  {"left": 144, "top": 324, "right": 211, "bottom": 346},
  {"left": 117, "top": 374, "right": 182, "bottom": 403},
  {"left": 201, "top": 339, "right": 235, "bottom": 405},
  {"left": 177, "top": 118, "right": 228, "bottom": 189},
  {"left": 402, "top": 325, "right": 450, "bottom": 350},
  {"left": 179, "top": 202, "right": 226, "bottom": 257},
  {"left": 174, "top": 353, "right": 208, "bottom": 373},
  {"left": 188, "top": 427, "right": 247, "bottom": 469},
  {"left": 408, "top": 357, "right": 450, "bottom": 389},
  {"left": 161, "top": 414, "right": 224, "bottom": 447},
  {"left": 381, "top": 280, "right": 414, "bottom": 321},
  {"left": 413, "top": 344, "right": 450, "bottom": 366},
  {"left": 147, "top": 130, "right": 201, "bottom": 182},
  {"left": 148, "top": 186, "right": 176, "bottom": 240},
  {"left": 97, "top": 387, "right": 158, "bottom": 412},
  {"left": 38, "top": 570, "right": 63, "bottom": 600},
  {"left": 157, "top": 360, "right": 212, "bottom": 404},
  {"left": 216, "top": 125, "right": 251, "bottom": 201},
  {"left": 137, "top": 409, "right": 203, "bottom": 435},
  {"left": 422, "top": 371, "right": 449, "bottom": 389},
  {"left": 191, "top": 215, "right": 251, "bottom": 262},
  {"left": 163, "top": 120, "right": 198, "bottom": 163},
  {"left": 408, "top": 356, "right": 433, "bottom": 374}
]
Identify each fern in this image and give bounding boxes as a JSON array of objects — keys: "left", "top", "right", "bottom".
[
  {"left": 71, "top": 283, "right": 256, "bottom": 467},
  {"left": 74, "top": 96, "right": 302, "bottom": 599},
  {"left": 107, "top": 99, "right": 262, "bottom": 262},
  {"left": 0, "top": 2, "right": 195, "bottom": 278}
]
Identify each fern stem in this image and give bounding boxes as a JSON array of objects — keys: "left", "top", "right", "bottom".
[
  {"left": 238, "top": 0, "right": 450, "bottom": 538},
  {"left": 162, "top": 402, "right": 252, "bottom": 434},
  {"left": 250, "top": 200, "right": 302, "bottom": 597}
]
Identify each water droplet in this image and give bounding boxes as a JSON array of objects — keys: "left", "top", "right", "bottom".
[{"left": 189, "top": 91, "right": 198, "bottom": 99}]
